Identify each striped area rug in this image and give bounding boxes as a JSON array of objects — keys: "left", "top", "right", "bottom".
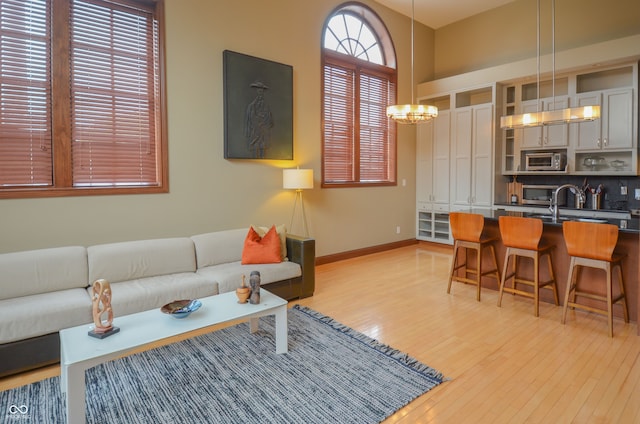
[{"left": 1, "top": 305, "right": 445, "bottom": 423}]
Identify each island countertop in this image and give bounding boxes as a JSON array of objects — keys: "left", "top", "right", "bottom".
[
  {"left": 448, "top": 207, "right": 639, "bottom": 335},
  {"left": 478, "top": 205, "right": 639, "bottom": 233}
]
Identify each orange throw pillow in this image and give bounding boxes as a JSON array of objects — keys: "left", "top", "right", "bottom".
[{"left": 241, "top": 225, "right": 282, "bottom": 264}]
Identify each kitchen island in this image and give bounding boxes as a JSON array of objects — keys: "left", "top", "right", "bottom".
[{"left": 452, "top": 207, "right": 639, "bottom": 335}]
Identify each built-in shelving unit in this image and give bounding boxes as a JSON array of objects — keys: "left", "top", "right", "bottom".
[
  {"left": 417, "top": 211, "right": 451, "bottom": 243},
  {"left": 499, "top": 62, "right": 638, "bottom": 177},
  {"left": 502, "top": 86, "right": 516, "bottom": 173},
  {"left": 416, "top": 95, "right": 452, "bottom": 244},
  {"left": 417, "top": 35, "right": 640, "bottom": 217},
  {"left": 415, "top": 85, "right": 495, "bottom": 244}
]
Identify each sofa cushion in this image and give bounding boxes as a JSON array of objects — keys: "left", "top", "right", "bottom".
[
  {"left": 0, "top": 288, "right": 92, "bottom": 344},
  {"left": 191, "top": 228, "right": 247, "bottom": 268},
  {"left": 88, "top": 273, "right": 219, "bottom": 317},
  {"left": 88, "top": 238, "right": 197, "bottom": 284},
  {"left": 197, "top": 261, "right": 301, "bottom": 294},
  {"left": 241, "top": 225, "right": 281, "bottom": 264},
  {"left": 0, "top": 246, "right": 88, "bottom": 301},
  {"left": 251, "top": 224, "right": 287, "bottom": 261}
]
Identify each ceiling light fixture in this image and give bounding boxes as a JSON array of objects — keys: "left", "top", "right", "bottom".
[
  {"left": 500, "top": 0, "right": 600, "bottom": 129},
  {"left": 386, "top": 0, "right": 437, "bottom": 124}
]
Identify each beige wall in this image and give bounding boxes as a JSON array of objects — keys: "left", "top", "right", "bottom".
[
  {"left": 5, "top": 0, "right": 633, "bottom": 258},
  {"left": 434, "top": 0, "right": 640, "bottom": 79},
  {"left": 0, "top": 0, "right": 435, "bottom": 256}
]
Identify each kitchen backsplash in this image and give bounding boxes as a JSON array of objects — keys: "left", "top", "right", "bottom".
[{"left": 509, "top": 175, "right": 640, "bottom": 211}]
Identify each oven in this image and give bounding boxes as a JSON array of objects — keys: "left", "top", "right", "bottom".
[{"left": 521, "top": 185, "right": 564, "bottom": 206}]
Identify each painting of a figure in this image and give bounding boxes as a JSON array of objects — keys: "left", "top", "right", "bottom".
[{"left": 223, "top": 50, "right": 293, "bottom": 159}]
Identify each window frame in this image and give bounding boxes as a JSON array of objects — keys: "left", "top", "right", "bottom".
[
  {"left": 321, "top": 3, "right": 397, "bottom": 188},
  {"left": 0, "top": 0, "right": 168, "bottom": 199}
]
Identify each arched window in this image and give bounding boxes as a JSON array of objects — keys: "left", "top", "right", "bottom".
[{"left": 322, "top": 3, "right": 397, "bottom": 187}]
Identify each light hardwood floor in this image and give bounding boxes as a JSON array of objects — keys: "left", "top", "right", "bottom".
[{"left": 2, "top": 242, "right": 639, "bottom": 423}]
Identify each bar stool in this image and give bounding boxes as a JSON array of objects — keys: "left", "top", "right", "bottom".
[
  {"left": 497, "top": 216, "right": 559, "bottom": 317},
  {"left": 447, "top": 212, "right": 500, "bottom": 301},
  {"left": 561, "top": 221, "right": 629, "bottom": 337}
]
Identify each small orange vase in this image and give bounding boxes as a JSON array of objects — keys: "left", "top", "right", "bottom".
[{"left": 236, "top": 276, "right": 251, "bottom": 303}]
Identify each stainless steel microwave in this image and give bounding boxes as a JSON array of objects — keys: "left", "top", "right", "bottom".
[
  {"left": 522, "top": 185, "right": 565, "bottom": 206},
  {"left": 525, "top": 152, "right": 566, "bottom": 171}
]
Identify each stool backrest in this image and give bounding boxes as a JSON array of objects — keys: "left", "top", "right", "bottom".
[
  {"left": 450, "top": 212, "right": 484, "bottom": 242},
  {"left": 499, "top": 216, "right": 542, "bottom": 249},
  {"left": 562, "top": 221, "right": 618, "bottom": 261}
]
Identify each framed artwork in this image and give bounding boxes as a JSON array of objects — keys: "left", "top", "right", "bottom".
[{"left": 223, "top": 50, "right": 293, "bottom": 160}]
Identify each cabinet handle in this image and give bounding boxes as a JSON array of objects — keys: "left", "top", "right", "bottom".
[
  {"left": 596, "top": 139, "right": 601, "bottom": 147},
  {"left": 603, "top": 138, "right": 608, "bottom": 147}
]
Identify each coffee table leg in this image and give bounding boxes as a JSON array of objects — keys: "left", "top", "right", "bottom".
[
  {"left": 65, "top": 364, "right": 86, "bottom": 424},
  {"left": 249, "top": 317, "right": 259, "bottom": 333},
  {"left": 274, "top": 305, "right": 288, "bottom": 354},
  {"left": 248, "top": 307, "right": 287, "bottom": 353}
]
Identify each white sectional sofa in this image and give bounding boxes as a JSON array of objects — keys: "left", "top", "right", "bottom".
[{"left": 0, "top": 228, "right": 315, "bottom": 377}]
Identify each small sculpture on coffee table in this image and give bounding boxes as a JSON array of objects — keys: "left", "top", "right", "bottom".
[
  {"left": 249, "top": 271, "right": 261, "bottom": 304},
  {"left": 88, "top": 279, "right": 120, "bottom": 339}
]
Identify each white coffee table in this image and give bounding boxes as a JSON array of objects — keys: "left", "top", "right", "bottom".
[{"left": 59, "top": 289, "right": 287, "bottom": 424}]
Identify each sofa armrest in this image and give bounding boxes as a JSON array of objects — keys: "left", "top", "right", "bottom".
[{"left": 286, "top": 234, "right": 315, "bottom": 298}]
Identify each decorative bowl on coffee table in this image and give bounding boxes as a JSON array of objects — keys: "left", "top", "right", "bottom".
[{"left": 161, "top": 299, "right": 202, "bottom": 319}]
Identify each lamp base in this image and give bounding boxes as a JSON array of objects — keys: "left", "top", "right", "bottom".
[{"left": 289, "top": 189, "right": 309, "bottom": 237}]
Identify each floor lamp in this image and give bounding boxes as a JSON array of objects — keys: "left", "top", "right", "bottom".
[{"left": 283, "top": 168, "right": 313, "bottom": 237}]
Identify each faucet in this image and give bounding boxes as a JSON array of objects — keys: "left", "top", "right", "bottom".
[{"left": 550, "top": 184, "right": 585, "bottom": 220}]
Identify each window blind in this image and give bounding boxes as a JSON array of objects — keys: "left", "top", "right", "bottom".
[
  {"left": 359, "top": 71, "right": 395, "bottom": 182},
  {"left": 322, "top": 57, "right": 396, "bottom": 185},
  {"left": 71, "top": 0, "right": 159, "bottom": 186},
  {"left": 0, "top": 0, "right": 53, "bottom": 187},
  {"left": 323, "top": 62, "right": 355, "bottom": 183},
  {"left": 0, "top": 0, "right": 164, "bottom": 196}
]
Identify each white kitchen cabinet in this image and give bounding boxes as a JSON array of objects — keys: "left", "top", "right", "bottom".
[
  {"left": 573, "top": 89, "right": 634, "bottom": 151},
  {"left": 520, "top": 97, "right": 569, "bottom": 148},
  {"left": 451, "top": 103, "right": 494, "bottom": 208},
  {"left": 416, "top": 119, "right": 433, "bottom": 207},
  {"left": 431, "top": 111, "right": 451, "bottom": 205},
  {"left": 499, "top": 63, "right": 637, "bottom": 176},
  {"left": 416, "top": 109, "right": 451, "bottom": 243},
  {"left": 416, "top": 110, "right": 450, "bottom": 206}
]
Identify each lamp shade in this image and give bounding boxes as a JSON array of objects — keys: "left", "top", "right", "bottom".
[{"left": 283, "top": 168, "right": 314, "bottom": 190}]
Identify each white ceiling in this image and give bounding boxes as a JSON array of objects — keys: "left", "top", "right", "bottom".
[{"left": 374, "top": 0, "right": 518, "bottom": 29}]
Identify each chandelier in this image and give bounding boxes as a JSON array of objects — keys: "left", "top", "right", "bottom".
[
  {"left": 386, "top": 0, "right": 437, "bottom": 124},
  {"left": 500, "top": 0, "right": 600, "bottom": 129}
]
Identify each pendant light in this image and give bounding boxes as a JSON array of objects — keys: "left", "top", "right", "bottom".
[
  {"left": 500, "top": 0, "right": 600, "bottom": 129},
  {"left": 386, "top": 0, "right": 437, "bottom": 124}
]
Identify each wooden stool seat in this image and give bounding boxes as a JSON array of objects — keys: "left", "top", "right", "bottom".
[
  {"left": 561, "top": 221, "right": 629, "bottom": 337},
  {"left": 447, "top": 212, "right": 500, "bottom": 301},
  {"left": 497, "top": 216, "right": 559, "bottom": 317}
]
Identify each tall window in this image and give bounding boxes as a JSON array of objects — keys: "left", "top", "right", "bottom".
[
  {"left": 322, "top": 3, "right": 397, "bottom": 187},
  {"left": 0, "top": 0, "right": 166, "bottom": 198}
]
